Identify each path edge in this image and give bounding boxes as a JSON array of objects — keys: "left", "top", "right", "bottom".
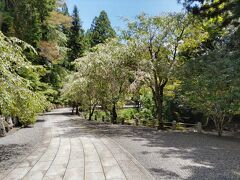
[{"left": 106, "top": 136, "right": 156, "bottom": 180}]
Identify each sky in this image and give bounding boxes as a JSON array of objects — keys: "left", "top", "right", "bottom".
[{"left": 66, "top": 0, "right": 183, "bottom": 31}]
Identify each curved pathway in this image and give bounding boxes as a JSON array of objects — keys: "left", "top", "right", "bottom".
[
  {"left": 1, "top": 108, "right": 240, "bottom": 180},
  {"left": 0, "top": 109, "right": 154, "bottom": 180}
]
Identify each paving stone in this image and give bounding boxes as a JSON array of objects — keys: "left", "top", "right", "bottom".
[
  {"left": 104, "top": 165, "right": 126, "bottom": 179},
  {"left": 22, "top": 170, "right": 46, "bottom": 180},
  {"left": 113, "top": 153, "right": 130, "bottom": 161},
  {"left": 5, "top": 167, "right": 31, "bottom": 180},
  {"left": 85, "top": 161, "right": 103, "bottom": 173},
  {"left": 0, "top": 109, "right": 155, "bottom": 180},
  {"left": 101, "top": 157, "right": 118, "bottom": 167},
  {"left": 64, "top": 168, "right": 84, "bottom": 180},
  {"left": 42, "top": 175, "right": 63, "bottom": 180},
  {"left": 85, "top": 172, "right": 105, "bottom": 180},
  {"left": 52, "top": 156, "right": 69, "bottom": 166},
  {"left": 39, "top": 154, "right": 56, "bottom": 162},
  {"left": 45, "top": 165, "right": 65, "bottom": 177},
  {"left": 31, "top": 161, "right": 52, "bottom": 171},
  {"left": 56, "top": 150, "right": 70, "bottom": 157},
  {"left": 70, "top": 153, "right": 84, "bottom": 160},
  {"left": 110, "top": 148, "right": 124, "bottom": 154},
  {"left": 85, "top": 153, "right": 100, "bottom": 162},
  {"left": 68, "top": 159, "right": 84, "bottom": 169}
]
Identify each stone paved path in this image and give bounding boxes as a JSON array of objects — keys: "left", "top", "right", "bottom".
[{"left": 0, "top": 109, "right": 154, "bottom": 180}]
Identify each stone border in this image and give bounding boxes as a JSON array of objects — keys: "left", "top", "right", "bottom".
[{"left": 106, "top": 136, "right": 156, "bottom": 180}]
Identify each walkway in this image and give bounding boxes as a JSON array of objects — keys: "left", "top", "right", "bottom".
[
  {"left": 1, "top": 108, "right": 240, "bottom": 180},
  {"left": 0, "top": 109, "right": 154, "bottom": 180}
]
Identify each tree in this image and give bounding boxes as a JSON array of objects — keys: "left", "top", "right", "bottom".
[
  {"left": 0, "top": 0, "right": 56, "bottom": 45},
  {"left": 61, "top": 2, "right": 69, "bottom": 16},
  {"left": 0, "top": 31, "right": 49, "bottom": 126},
  {"left": 66, "top": 5, "right": 85, "bottom": 70},
  {"left": 63, "top": 39, "right": 134, "bottom": 123},
  {"left": 177, "top": 0, "right": 240, "bottom": 136},
  {"left": 1, "top": 0, "right": 71, "bottom": 105},
  {"left": 125, "top": 13, "right": 208, "bottom": 129},
  {"left": 12, "top": 1, "right": 42, "bottom": 46},
  {"left": 180, "top": 46, "right": 240, "bottom": 136},
  {"left": 89, "top": 11, "right": 116, "bottom": 47},
  {"left": 62, "top": 75, "right": 85, "bottom": 115},
  {"left": 179, "top": 0, "right": 240, "bottom": 27}
]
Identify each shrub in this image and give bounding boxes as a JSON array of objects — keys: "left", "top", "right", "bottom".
[
  {"left": 93, "top": 111, "right": 106, "bottom": 121},
  {"left": 118, "top": 108, "right": 137, "bottom": 124},
  {"left": 139, "top": 108, "right": 154, "bottom": 120}
]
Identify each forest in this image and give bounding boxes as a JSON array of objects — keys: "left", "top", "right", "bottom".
[{"left": 0, "top": 0, "right": 239, "bottom": 136}]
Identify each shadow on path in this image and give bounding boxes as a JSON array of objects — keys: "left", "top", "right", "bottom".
[{"left": 50, "top": 109, "right": 240, "bottom": 180}]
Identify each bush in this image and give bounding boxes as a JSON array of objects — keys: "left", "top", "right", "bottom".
[
  {"left": 93, "top": 111, "right": 108, "bottom": 122},
  {"left": 16, "top": 92, "right": 49, "bottom": 127},
  {"left": 147, "top": 119, "right": 156, "bottom": 128},
  {"left": 118, "top": 108, "right": 137, "bottom": 124},
  {"left": 139, "top": 108, "right": 154, "bottom": 120},
  {"left": 175, "top": 123, "right": 187, "bottom": 131}
]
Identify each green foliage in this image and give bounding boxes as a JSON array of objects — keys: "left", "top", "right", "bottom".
[
  {"left": 63, "top": 39, "right": 135, "bottom": 122},
  {"left": 65, "top": 5, "right": 85, "bottom": 70},
  {"left": 177, "top": 0, "right": 240, "bottom": 135},
  {"left": 180, "top": 0, "right": 240, "bottom": 28},
  {"left": 139, "top": 88, "right": 155, "bottom": 117},
  {"left": 88, "top": 11, "right": 116, "bottom": 47},
  {"left": 118, "top": 108, "right": 137, "bottom": 123},
  {"left": 92, "top": 110, "right": 107, "bottom": 121},
  {"left": 0, "top": 31, "right": 49, "bottom": 126},
  {"left": 61, "top": 2, "right": 69, "bottom": 16},
  {"left": 0, "top": 0, "right": 56, "bottom": 46},
  {"left": 61, "top": 5, "right": 240, "bottom": 135},
  {"left": 139, "top": 108, "right": 154, "bottom": 121},
  {"left": 124, "top": 13, "right": 207, "bottom": 128},
  {"left": 180, "top": 42, "right": 240, "bottom": 135}
]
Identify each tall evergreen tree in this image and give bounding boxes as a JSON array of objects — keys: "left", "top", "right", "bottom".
[
  {"left": 89, "top": 10, "right": 116, "bottom": 47},
  {"left": 61, "top": 2, "right": 69, "bottom": 16},
  {"left": 13, "top": 1, "right": 42, "bottom": 46},
  {"left": 66, "top": 5, "right": 85, "bottom": 70},
  {"left": 0, "top": 0, "right": 56, "bottom": 46}
]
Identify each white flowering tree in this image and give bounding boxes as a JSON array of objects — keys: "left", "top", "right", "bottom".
[
  {"left": 63, "top": 39, "right": 134, "bottom": 123},
  {"left": 0, "top": 32, "right": 49, "bottom": 126}
]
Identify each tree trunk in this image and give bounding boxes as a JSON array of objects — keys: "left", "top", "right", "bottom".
[
  {"left": 88, "top": 109, "right": 93, "bottom": 121},
  {"left": 152, "top": 86, "right": 164, "bottom": 130},
  {"left": 218, "top": 128, "right": 223, "bottom": 137},
  {"left": 76, "top": 106, "right": 79, "bottom": 115},
  {"left": 217, "top": 119, "right": 224, "bottom": 137},
  {"left": 88, "top": 105, "right": 96, "bottom": 121},
  {"left": 151, "top": 72, "right": 168, "bottom": 130},
  {"left": 88, "top": 112, "right": 93, "bottom": 121},
  {"left": 214, "top": 116, "right": 224, "bottom": 137},
  {"left": 72, "top": 106, "right": 75, "bottom": 115},
  {"left": 111, "top": 103, "right": 117, "bottom": 124}
]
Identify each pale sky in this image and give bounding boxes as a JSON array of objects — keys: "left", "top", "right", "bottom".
[{"left": 66, "top": 0, "right": 183, "bottom": 30}]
